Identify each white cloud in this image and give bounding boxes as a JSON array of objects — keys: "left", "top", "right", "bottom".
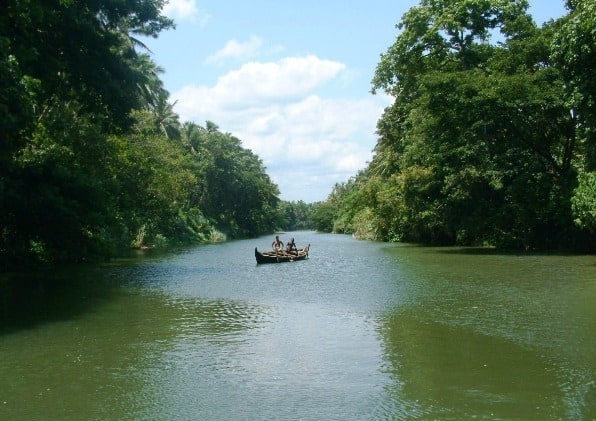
[
  {"left": 171, "top": 55, "right": 389, "bottom": 202},
  {"left": 216, "top": 55, "right": 346, "bottom": 105},
  {"left": 205, "top": 35, "right": 263, "bottom": 64},
  {"left": 162, "top": 0, "right": 210, "bottom": 25},
  {"left": 205, "top": 35, "right": 286, "bottom": 65}
]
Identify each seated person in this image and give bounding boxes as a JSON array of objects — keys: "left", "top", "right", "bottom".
[{"left": 286, "top": 237, "right": 297, "bottom": 252}]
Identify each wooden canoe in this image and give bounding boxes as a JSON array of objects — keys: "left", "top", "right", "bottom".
[{"left": 255, "top": 245, "right": 310, "bottom": 264}]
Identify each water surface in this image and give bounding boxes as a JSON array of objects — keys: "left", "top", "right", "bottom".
[{"left": 1, "top": 233, "right": 594, "bottom": 419}]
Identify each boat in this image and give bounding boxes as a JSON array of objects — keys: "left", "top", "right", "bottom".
[{"left": 255, "top": 244, "right": 310, "bottom": 264}]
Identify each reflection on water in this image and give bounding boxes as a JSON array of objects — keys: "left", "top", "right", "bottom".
[
  {"left": 378, "top": 245, "right": 596, "bottom": 420},
  {"left": 140, "top": 301, "right": 385, "bottom": 420},
  {"left": 379, "top": 313, "right": 572, "bottom": 419},
  {"left": 0, "top": 234, "right": 594, "bottom": 420}
]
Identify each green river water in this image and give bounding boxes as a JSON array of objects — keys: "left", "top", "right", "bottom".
[{"left": 1, "top": 232, "right": 594, "bottom": 420}]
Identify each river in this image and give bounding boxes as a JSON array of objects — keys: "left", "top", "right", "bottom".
[{"left": 1, "top": 232, "right": 594, "bottom": 420}]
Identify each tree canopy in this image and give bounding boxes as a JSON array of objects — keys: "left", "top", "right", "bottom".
[
  {"left": 2, "top": 0, "right": 593, "bottom": 268},
  {"left": 0, "top": 0, "right": 283, "bottom": 269},
  {"left": 326, "top": 0, "right": 594, "bottom": 250}
]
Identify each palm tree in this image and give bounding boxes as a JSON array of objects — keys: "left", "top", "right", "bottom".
[
  {"left": 181, "top": 122, "right": 203, "bottom": 155},
  {"left": 133, "top": 54, "right": 168, "bottom": 110},
  {"left": 152, "top": 92, "right": 180, "bottom": 140}
]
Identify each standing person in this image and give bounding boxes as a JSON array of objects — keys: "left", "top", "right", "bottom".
[{"left": 272, "top": 235, "right": 284, "bottom": 251}]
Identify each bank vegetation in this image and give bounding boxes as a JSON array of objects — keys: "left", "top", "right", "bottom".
[
  {"left": 2, "top": 1, "right": 594, "bottom": 272},
  {"left": 313, "top": 0, "right": 595, "bottom": 251}
]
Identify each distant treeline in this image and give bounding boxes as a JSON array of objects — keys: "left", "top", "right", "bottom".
[{"left": 312, "top": 0, "right": 595, "bottom": 251}]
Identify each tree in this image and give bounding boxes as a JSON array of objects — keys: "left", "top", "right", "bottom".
[
  {"left": 2, "top": 0, "right": 174, "bottom": 129},
  {"left": 277, "top": 200, "right": 316, "bottom": 231},
  {"left": 311, "top": 201, "right": 337, "bottom": 233},
  {"left": 182, "top": 122, "right": 281, "bottom": 238},
  {"left": 552, "top": 0, "right": 595, "bottom": 167},
  {"left": 153, "top": 94, "right": 181, "bottom": 140},
  {"left": 0, "top": 1, "right": 285, "bottom": 268},
  {"left": 0, "top": 0, "right": 176, "bottom": 266},
  {"left": 331, "top": 0, "right": 594, "bottom": 249},
  {"left": 551, "top": 0, "right": 596, "bottom": 234}
]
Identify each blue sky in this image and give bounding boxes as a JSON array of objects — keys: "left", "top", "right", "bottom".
[{"left": 143, "top": 0, "right": 568, "bottom": 203}]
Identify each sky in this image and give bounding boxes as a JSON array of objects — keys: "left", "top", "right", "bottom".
[{"left": 142, "top": 0, "right": 568, "bottom": 203}]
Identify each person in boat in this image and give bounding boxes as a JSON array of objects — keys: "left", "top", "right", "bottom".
[
  {"left": 286, "top": 237, "right": 297, "bottom": 253},
  {"left": 272, "top": 235, "right": 284, "bottom": 251}
]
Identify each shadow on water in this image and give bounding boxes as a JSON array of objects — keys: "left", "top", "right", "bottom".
[
  {"left": 0, "top": 266, "right": 118, "bottom": 335},
  {"left": 434, "top": 246, "right": 594, "bottom": 258},
  {"left": 0, "top": 244, "right": 187, "bottom": 336}
]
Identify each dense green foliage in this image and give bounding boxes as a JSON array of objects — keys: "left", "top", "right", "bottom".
[
  {"left": 277, "top": 200, "right": 317, "bottom": 231},
  {"left": 2, "top": 0, "right": 593, "bottom": 269},
  {"left": 0, "top": 0, "right": 281, "bottom": 269},
  {"left": 322, "top": 0, "right": 595, "bottom": 250},
  {"left": 177, "top": 121, "right": 280, "bottom": 238}
]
